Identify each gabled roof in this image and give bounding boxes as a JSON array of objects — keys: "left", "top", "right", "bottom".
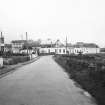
[{"left": 83, "top": 43, "right": 99, "bottom": 48}]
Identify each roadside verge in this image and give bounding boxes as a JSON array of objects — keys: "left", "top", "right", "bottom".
[{"left": 0, "top": 56, "right": 40, "bottom": 78}]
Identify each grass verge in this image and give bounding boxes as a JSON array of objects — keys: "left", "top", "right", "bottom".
[
  {"left": 0, "top": 56, "right": 39, "bottom": 78},
  {"left": 54, "top": 54, "right": 105, "bottom": 105}
]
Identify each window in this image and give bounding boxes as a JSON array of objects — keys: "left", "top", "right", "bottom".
[
  {"left": 75, "top": 50, "right": 76, "bottom": 53},
  {"left": 59, "top": 49, "right": 61, "bottom": 53},
  {"left": 63, "top": 49, "right": 65, "bottom": 53}
]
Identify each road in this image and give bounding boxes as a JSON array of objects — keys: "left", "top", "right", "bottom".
[{"left": 0, "top": 56, "right": 96, "bottom": 105}]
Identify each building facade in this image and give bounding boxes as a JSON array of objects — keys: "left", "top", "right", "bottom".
[
  {"left": 39, "top": 42, "right": 100, "bottom": 55},
  {"left": 4, "top": 44, "right": 12, "bottom": 52},
  {"left": 72, "top": 43, "right": 100, "bottom": 54},
  {"left": 11, "top": 40, "right": 27, "bottom": 53},
  {"left": 0, "top": 33, "right": 4, "bottom": 55}
]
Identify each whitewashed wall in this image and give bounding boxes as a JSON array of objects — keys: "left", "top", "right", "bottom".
[
  {"left": 39, "top": 47, "right": 100, "bottom": 55},
  {"left": 56, "top": 48, "right": 67, "bottom": 54},
  {"left": 12, "top": 48, "right": 20, "bottom": 53},
  {"left": 73, "top": 47, "right": 100, "bottom": 54},
  {"left": 39, "top": 48, "right": 56, "bottom": 54}
]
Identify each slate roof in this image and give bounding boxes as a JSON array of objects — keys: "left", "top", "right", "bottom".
[{"left": 73, "top": 43, "right": 99, "bottom": 48}]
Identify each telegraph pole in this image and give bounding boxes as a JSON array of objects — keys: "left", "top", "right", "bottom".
[
  {"left": 26, "top": 32, "right": 28, "bottom": 57},
  {"left": 1, "top": 31, "right": 2, "bottom": 37},
  {"left": 66, "top": 36, "right": 67, "bottom": 54},
  {"left": 0, "top": 32, "right": 3, "bottom": 67}
]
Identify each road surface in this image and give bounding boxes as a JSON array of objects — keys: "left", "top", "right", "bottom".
[{"left": 0, "top": 56, "right": 96, "bottom": 105}]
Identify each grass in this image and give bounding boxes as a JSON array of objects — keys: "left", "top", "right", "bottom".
[{"left": 54, "top": 54, "right": 105, "bottom": 105}]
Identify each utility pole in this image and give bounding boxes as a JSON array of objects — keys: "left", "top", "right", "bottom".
[
  {"left": 51, "top": 41, "right": 52, "bottom": 48},
  {"left": 1, "top": 31, "right": 2, "bottom": 37},
  {"left": 0, "top": 32, "right": 3, "bottom": 68},
  {"left": 66, "top": 36, "right": 67, "bottom": 54},
  {"left": 96, "top": 45, "right": 97, "bottom": 54},
  {"left": 26, "top": 32, "right": 28, "bottom": 57}
]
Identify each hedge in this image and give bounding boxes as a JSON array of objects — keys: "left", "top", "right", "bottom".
[{"left": 3, "top": 56, "right": 30, "bottom": 65}]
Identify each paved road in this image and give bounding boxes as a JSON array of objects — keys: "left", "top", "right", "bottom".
[{"left": 0, "top": 56, "right": 96, "bottom": 105}]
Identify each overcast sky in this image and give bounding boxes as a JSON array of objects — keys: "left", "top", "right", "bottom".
[{"left": 0, "top": 0, "right": 105, "bottom": 47}]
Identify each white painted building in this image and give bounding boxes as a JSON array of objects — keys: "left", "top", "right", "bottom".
[
  {"left": 72, "top": 43, "right": 100, "bottom": 54},
  {"left": 39, "top": 47, "right": 69, "bottom": 55},
  {"left": 73, "top": 47, "right": 100, "bottom": 54},
  {"left": 11, "top": 40, "right": 27, "bottom": 53},
  {"left": 39, "top": 48, "right": 57, "bottom": 54},
  {"left": 39, "top": 43, "right": 100, "bottom": 55},
  {"left": 55, "top": 47, "right": 67, "bottom": 54}
]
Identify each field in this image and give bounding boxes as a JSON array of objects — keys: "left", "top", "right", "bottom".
[{"left": 54, "top": 53, "right": 105, "bottom": 105}]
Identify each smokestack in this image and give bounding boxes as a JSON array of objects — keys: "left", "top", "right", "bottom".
[{"left": 1, "top": 32, "right": 2, "bottom": 37}]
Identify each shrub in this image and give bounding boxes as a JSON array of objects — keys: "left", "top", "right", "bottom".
[{"left": 3, "top": 56, "right": 30, "bottom": 65}]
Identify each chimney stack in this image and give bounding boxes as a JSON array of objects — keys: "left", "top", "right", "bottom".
[{"left": 1, "top": 32, "right": 2, "bottom": 37}]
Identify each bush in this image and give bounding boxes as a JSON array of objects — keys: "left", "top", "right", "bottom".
[
  {"left": 3, "top": 56, "right": 30, "bottom": 65},
  {"left": 3, "top": 58, "right": 14, "bottom": 65}
]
